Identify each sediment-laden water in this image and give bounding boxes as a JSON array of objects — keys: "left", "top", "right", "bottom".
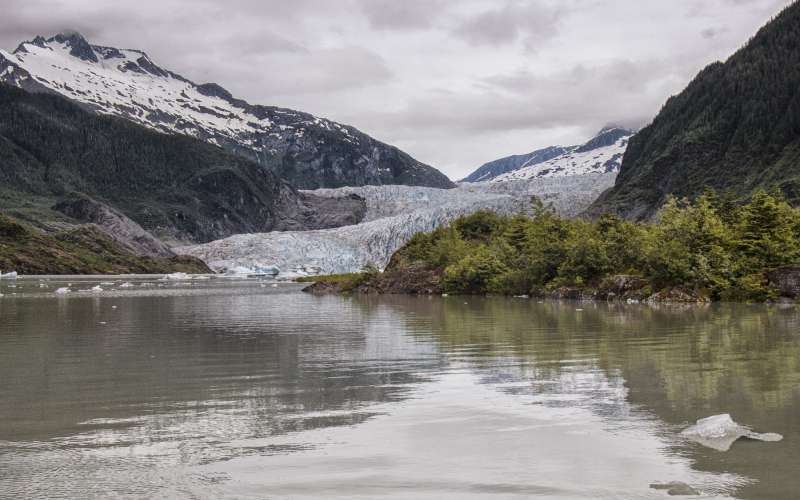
[{"left": 1, "top": 277, "right": 798, "bottom": 499}]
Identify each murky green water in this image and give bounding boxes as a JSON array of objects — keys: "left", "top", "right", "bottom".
[{"left": 1, "top": 277, "right": 798, "bottom": 499}]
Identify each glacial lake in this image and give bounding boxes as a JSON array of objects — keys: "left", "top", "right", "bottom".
[{"left": 1, "top": 277, "right": 798, "bottom": 499}]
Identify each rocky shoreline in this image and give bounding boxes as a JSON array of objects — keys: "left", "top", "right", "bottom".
[{"left": 303, "top": 267, "right": 800, "bottom": 304}]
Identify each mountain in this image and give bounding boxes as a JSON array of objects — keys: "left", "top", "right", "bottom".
[
  {"left": 0, "top": 31, "right": 454, "bottom": 189},
  {"left": 462, "top": 127, "right": 633, "bottom": 183},
  {"left": 0, "top": 84, "right": 365, "bottom": 244},
  {"left": 589, "top": 3, "right": 800, "bottom": 219},
  {"left": 460, "top": 146, "right": 568, "bottom": 182}
]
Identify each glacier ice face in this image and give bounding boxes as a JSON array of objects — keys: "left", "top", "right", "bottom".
[{"left": 177, "top": 173, "right": 616, "bottom": 276}]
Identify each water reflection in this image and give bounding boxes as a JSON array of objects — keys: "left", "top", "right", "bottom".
[
  {"left": 371, "top": 296, "right": 800, "bottom": 500},
  {"left": 0, "top": 280, "right": 797, "bottom": 499}
]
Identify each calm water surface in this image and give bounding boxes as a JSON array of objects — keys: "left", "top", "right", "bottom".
[{"left": 1, "top": 277, "right": 798, "bottom": 499}]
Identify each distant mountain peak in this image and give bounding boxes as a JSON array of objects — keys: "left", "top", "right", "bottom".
[
  {"left": 462, "top": 127, "right": 635, "bottom": 183},
  {"left": 596, "top": 124, "right": 633, "bottom": 136},
  {"left": 47, "top": 30, "right": 98, "bottom": 62}
]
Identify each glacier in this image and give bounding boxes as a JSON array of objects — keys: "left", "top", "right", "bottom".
[{"left": 177, "top": 173, "right": 616, "bottom": 276}]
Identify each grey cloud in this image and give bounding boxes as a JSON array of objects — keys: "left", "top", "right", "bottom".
[
  {"left": 358, "top": 0, "right": 449, "bottom": 30},
  {"left": 0, "top": 0, "right": 793, "bottom": 179},
  {"left": 453, "top": 1, "right": 563, "bottom": 47}
]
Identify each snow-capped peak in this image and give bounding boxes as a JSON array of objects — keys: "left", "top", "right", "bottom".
[
  {"left": 0, "top": 32, "right": 454, "bottom": 189},
  {"left": 487, "top": 127, "right": 634, "bottom": 183},
  {"left": 0, "top": 32, "right": 276, "bottom": 140}
]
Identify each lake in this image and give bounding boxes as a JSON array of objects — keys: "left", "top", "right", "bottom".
[{"left": 1, "top": 277, "right": 798, "bottom": 499}]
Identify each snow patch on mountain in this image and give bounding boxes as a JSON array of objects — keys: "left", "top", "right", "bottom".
[
  {"left": 177, "top": 174, "right": 616, "bottom": 275},
  {"left": 462, "top": 127, "right": 633, "bottom": 183},
  {"left": 0, "top": 32, "right": 453, "bottom": 189},
  {"left": 1, "top": 35, "right": 276, "bottom": 141}
]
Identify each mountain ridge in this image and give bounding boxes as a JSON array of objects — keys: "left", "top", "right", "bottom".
[
  {"left": 0, "top": 31, "right": 454, "bottom": 189},
  {"left": 0, "top": 83, "right": 366, "bottom": 244},
  {"left": 462, "top": 127, "right": 633, "bottom": 183},
  {"left": 588, "top": 2, "right": 800, "bottom": 219}
]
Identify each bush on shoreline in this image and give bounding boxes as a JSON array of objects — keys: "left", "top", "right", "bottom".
[{"left": 338, "top": 190, "right": 800, "bottom": 302}]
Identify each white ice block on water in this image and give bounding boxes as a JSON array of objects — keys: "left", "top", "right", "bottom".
[{"left": 681, "top": 414, "right": 783, "bottom": 451}]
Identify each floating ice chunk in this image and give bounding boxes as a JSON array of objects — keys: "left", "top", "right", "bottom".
[
  {"left": 253, "top": 265, "right": 280, "bottom": 276},
  {"left": 90, "top": 285, "right": 103, "bottom": 292},
  {"left": 681, "top": 414, "right": 783, "bottom": 451},
  {"left": 1, "top": 271, "right": 18, "bottom": 279},
  {"left": 119, "top": 282, "right": 135, "bottom": 288},
  {"left": 163, "top": 272, "right": 190, "bottom": 280},
  {"left": 55, "top": 287, "right": 71, "bottom": 295}
]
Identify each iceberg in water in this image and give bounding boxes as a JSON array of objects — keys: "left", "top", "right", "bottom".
[
  {"left": 681, "top": 414, "right": 783, "bottom": 451},
  {"left": 163, "top": 272, "right": 190, "bottom": 280},
  {"left": 222, "top": 264, "right": 281, "bottom": 276}
]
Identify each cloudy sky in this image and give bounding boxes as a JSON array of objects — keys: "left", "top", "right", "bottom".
[{"left": 1, "top": 0, "right": 793, "bottom": 179}]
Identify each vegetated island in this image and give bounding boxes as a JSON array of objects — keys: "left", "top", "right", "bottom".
[{"left": 302, "top": 190, "right": 800, "bottom": 303}]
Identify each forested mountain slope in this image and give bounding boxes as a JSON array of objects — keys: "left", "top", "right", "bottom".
[
  {"left": 0, "top": 84, "right": 364, "bottom": 244},
  {"left": 589, "top": 2, "right": 800, "bottom": 219},
  {"left": 0, "top": 32, "right": 454, "bottom": 189}
]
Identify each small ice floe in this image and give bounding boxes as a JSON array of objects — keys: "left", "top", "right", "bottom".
[
  {"left": 100, "top": 282, "right": 114, "bottom": 286},
  {"left": 111, "top": 305, "right": 118, "bottom": 309},
  {"left": 441, "top": 293, "right": 449, "bottom": 297},
  {"left": 681, "top": 414, "right": 783, "bottom": 452},
  {"left": 118, "top": 282, "right": 135, "bottom": 288},
  {"left": 271, "top": 283, "right": 278, "bottom": 288},
  {"left": 163, "top": 272, "right": 190, "bottom": 280},
  {"left": 90, "top": 285, "right": 103, "bottom": 293},
  {"left": 649, "top": 481, "right": 699, "bottom": 496},
  {"left": 1, "top": 271, "right": 18, "bottom": 279},
  {"left": 38, "top": 283, "right": 48, "bottom": 288},
  {"left": 514, "top": 294, "right": 530, "bottom": 299},
  {"left": 54, "top": 287, "right": 71, "bottom": 295}
]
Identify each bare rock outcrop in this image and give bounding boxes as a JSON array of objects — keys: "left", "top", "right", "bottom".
[{"left": 53, "top": 196, "right": 175, "bottom": 258}]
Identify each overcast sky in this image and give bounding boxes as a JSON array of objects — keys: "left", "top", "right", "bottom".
[{"left": 1, "top": 0, "right": 793, "bottom": 179}]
